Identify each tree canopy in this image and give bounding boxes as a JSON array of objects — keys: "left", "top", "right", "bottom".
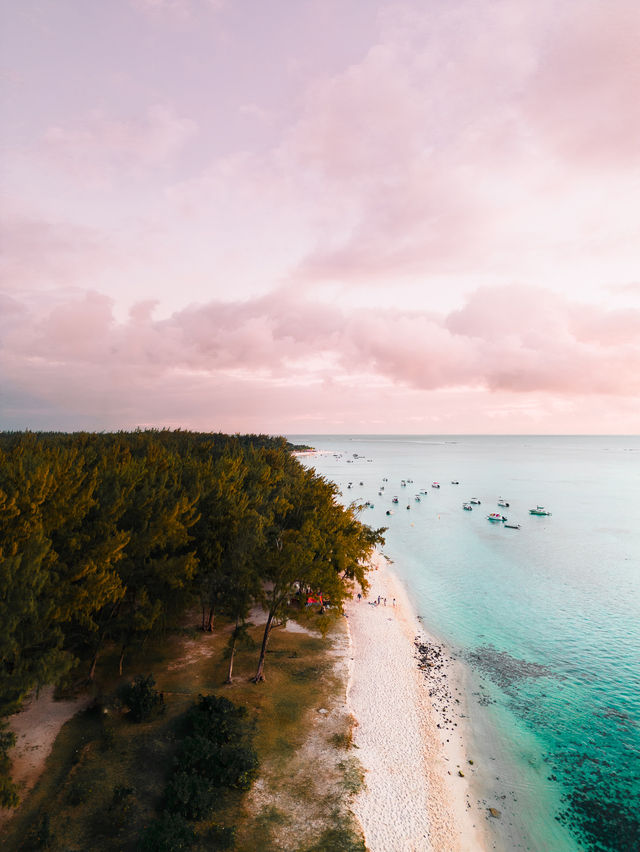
[{"left": 0, "top": 429, "right": 383, "bottom": 807}]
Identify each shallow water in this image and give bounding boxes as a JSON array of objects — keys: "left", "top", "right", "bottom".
[{"left": 291, "top": 435, "right": 640, "bottom": 852}]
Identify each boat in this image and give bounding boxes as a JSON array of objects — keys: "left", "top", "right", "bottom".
[
  {"left": 392, "top": 496, "right": 399, "bottom": 503},
  {"left": 415, "top": 495, "right": 421, "bottom": 502},
  {"left": 432, "top": 482, "right": 440, "bottom": 488},
  {"left": 451, "top": 480, "right": 459, "bottom": 485},
  {"left": 386, "top": 509, "right": 393, "bottom": 516},
  {"left": 487, "top": 512, "right": 507, "bottom": 522},
  {"left": 529, "top": 506, "right": 552, "bottom": 516},
  {"left": 504, "top": 523, "right": 520, "bottom": 529},
  {"left": 497, "top": 498, "right": 510, "bottom": 507},
  {"left": 470, "top": 497, "right": 481, "bottom": 504},
  {"left": 462, "top": 503, "right": 472, "bottom": 511}
]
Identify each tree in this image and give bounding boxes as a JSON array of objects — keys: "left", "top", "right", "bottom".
[
  {"left": 251, "top": 459, "right": 384, "bottom": 682},
  {"left": 92, "top": 442, "right": 199, "bottom": 675}
]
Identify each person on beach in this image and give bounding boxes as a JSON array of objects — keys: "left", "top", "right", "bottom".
[
  {"left": 393, "top": 598, "right": 396, "bottom": 607},
  {"left": 357, "top": 592, "right": 361, "bottom": 602},
  {"left": 384, "top": 597, "right": 387, "bottom": 606}
]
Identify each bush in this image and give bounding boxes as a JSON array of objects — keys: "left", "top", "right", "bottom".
[
  {"left": 0, "top": 725, "right": 19, "bottom": 809},
  {"left": 139, "top": 811, "right": 195, "bottom": 851},
  {"left": 183, "top": 694, "right": 247, "bottom": 743},
  {"left": 210, "top": 743, "right": 259, "bottom": 790},
  {"left": 118, "top": 674, "right": 164, "bottom": 722},
  {"left": 206, "top": 822, "right": 236, "bottom": 850},
  {"left": 165, "top": 770, "right": 216, "bottom": 821}
]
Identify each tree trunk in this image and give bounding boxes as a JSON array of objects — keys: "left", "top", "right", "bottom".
[
  {"left": 88, "top": 633, "right": 104, "bottom": 681},
  {"left": 206, "top": 607, "right": 214, "bottom": 632},
  {"left": 251, "top": 611, "right": 274, "bottom": 683},
  {"left": 88, "top": 649, "right": 100, "bottom": 681},
  {"left": 118, "top": 644, "right": 126, "bottom": 676},
  {"left": 201, "top": 604, "right": 206, "bottom": 631},
  {"left": 226, "top": 637, "right": 237, "bottom": 684}
]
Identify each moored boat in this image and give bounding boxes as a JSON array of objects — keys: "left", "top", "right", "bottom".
[
  {"left": 432, "top": 481, "right": 440, "bottom": 488},
  {"left": 462, "top": 503, "right": 472, "bottom": 511},
  {"left": 504, "top": 523, "right": 520, "bottom": 529},
  {"left": 487, "top": 512, "right": 507, "bottom": 522},
  {"left": 529, "top": 506, "right": 552, "bottom": 516},
  {"left": 498, "top": 498, "right": 510, "bottom": 507},
  {"left": 470, "top": 497, "right": 481, "bottom": 504}
]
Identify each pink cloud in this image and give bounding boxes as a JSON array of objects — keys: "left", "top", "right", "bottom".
[
  {"left": 42, "top": 104, "right": 197, "bottom": 185},
  {"left": 2, "top": 284, "right": 639, "bottom": 432},
  {"left": 0, "top": 212, "right": 114, "bottom": 292}
]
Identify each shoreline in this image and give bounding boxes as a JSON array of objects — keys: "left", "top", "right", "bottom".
[{"left": 344, "top": 551, "right": 490, "bottom": 851}]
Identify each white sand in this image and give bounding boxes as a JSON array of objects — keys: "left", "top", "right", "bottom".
[
  {"left": 0, "top": 686, "right": 89, "bottom": 827},
  {"left": 345, "top": 552, "right": 488, "bottom": 852}
]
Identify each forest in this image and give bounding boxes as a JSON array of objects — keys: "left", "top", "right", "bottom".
[{"left": 0, "top": 429, "right": 384, "bottom": 821}]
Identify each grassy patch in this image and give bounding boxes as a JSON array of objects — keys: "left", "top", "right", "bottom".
[{"left": 1, "top": 615, "right": 364, "bottom": 851}]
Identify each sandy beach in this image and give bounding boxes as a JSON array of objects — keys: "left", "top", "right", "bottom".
[{"left": 345, "top": 552, "right": 489, "bottom": 852}]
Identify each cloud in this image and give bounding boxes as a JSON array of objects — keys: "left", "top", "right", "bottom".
[
  {"left": 2, "top": 284, "right": 639, "bottom": 432},
  {"left": 258, "top": 0, "right": 640, "bottom": 286},
  {"left": 133, "top": 0, "right": 224, "bottom": 15},
  {"left": 42, "top": 104, "right": 197, "bottom": 185},
  {"left": 0, "top": 212, "right": 114, "bottom": 292}
]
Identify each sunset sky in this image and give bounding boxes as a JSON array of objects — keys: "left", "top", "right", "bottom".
[{"left": 2, "top": 0, "right": 639, "bottom": 434}]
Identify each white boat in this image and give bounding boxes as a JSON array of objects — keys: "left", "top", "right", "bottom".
[
  {"left": 462, "top": 503, "right": 472, "bottom": 511},
  {"left": 487, "top": 512, "right": 507, "bottom": 522},
  {"left": 451, "top": 480, "right": 460, "bottom": 485},
  {"left": 497, "top": 498, "right": 510, "bottom": 507},
  {"left": 432, "top": 481, "right": 440, "bottom": 488},
  {"left": 529, "top": 506, "right": 552, "bottom": 516},
  {"left": 470, "top": 497, "right": 481, "bottom": 504}
]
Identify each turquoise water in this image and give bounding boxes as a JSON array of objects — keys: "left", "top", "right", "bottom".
[{"left": 290, "top": 436, "right": 640, "bottom": 852}]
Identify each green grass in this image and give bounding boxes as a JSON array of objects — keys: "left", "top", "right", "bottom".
[{"left": 1, "top": 615, "right": 363, "bottom": 851}]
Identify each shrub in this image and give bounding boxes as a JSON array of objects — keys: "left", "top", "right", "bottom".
[
  {"left": 139, "top": 811, "right": 195, "bottom": 851},
  {"left": 206, "top": 822, "right": 236, "bottom": 850},
  {"left": 210, "top": 743, "right": 259, "bottom": 790},
  {"left": 118, "top": 674, "right": 164, "bottom": 722},
  {"left": 0, "top": 726, "right": 19, "bottom": 809},
  {"left": 165, "top": 770, "right": 216, "bottom": 821},
  {"left": 184, "top": 694, "right": 247, "bottom": 743}
]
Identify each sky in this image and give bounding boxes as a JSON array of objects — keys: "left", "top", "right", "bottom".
[{"left": 1, "top": 0, "right": 639, "bottom": 435}]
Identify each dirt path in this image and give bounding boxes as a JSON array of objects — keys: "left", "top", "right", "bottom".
[{"left": 0, "top": 687, "right": 89, "bottom": 828}]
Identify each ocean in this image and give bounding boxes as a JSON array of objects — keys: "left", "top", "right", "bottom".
[{"left": 289, "top": 435, "right": 640, "bottom": 852}]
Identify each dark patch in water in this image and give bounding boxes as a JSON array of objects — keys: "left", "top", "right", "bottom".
[
  {"left": 466, "top": 645, "right": 556, "bottom": 691},
  {"left": 467, "top": 645, "right": 640, "bottom": 851},
  {"left": 601, "top": 706, "right": 636, "bottom": 730},
  {"left": 556, "top": 780, "right": 640, "bottom": 852}
]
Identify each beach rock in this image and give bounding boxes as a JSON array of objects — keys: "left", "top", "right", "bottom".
[{"left": 488, "top": 807, "right": 501, "bottom": 818}]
